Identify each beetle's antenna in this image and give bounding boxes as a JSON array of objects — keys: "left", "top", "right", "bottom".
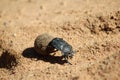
[{"left": 73, "top": 50, "right": 77, "bottom": 54}]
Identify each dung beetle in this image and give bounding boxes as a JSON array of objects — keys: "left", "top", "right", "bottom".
[
  {"left": 49, "top": 38, "right": 75, "bottom": 65},
  {"left": 34, "top": 34, "right": 75, "bottom": 65}
]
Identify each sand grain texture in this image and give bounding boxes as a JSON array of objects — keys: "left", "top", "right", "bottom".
[{"left": 0, "top": 0, "right": 120, "bottom": 80}]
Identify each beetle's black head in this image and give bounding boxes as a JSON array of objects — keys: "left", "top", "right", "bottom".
[{"left": 62, "top": 45, "right": 75, "bottom": 59}]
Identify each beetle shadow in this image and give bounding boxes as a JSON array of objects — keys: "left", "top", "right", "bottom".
[{"left": 22, "top": 47, "right": 67, "bottom": 65}]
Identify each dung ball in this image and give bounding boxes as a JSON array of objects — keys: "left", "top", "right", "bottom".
[{"left": 34, "top": 33, "right": 55, "bottom": 55}]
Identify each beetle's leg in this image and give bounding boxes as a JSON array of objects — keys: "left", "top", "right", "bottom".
[
  {"left": 64, "top": 56, "right": 68, "bottom": 60},
  {"left": 51, "top": 53, "right": 56, "bottom": 56},
  {"left": 67, "top": 61, "right": 72, "bottom": 65},
  {"left": 64, "top": 56, "right": 72, "bottom": 65},
  {"left": 66, "top": 60, "right": 72, "bottom": 65},
  {"left": 69, "top": 55, "right": 73, "bottom": 59},
  {"left": 61, "top": 52, "right": 65, "bottom": 56},
  {"left": 61, "top": 53, "right": 72, "bottom": 65}
]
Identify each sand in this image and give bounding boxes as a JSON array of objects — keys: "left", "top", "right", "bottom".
[{"left": 0, "top": 0, "right": 120, "bottom": 80}]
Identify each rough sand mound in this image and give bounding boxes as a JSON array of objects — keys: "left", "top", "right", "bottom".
[{"left": 85, "top": 11, "right": 120, "bottom": 34}]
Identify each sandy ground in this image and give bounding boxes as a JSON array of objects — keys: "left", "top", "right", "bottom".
[{"left": 0, "top": 0, "right": 120, "bottom": 80}]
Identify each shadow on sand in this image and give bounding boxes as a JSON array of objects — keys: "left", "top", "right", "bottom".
[{"left": 22, "top": 47, "right": 67, "bottom": 65}]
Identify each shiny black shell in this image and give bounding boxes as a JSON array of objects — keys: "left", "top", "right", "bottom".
[{"left": 50, "top": 38, "right": 73, "bottom": 56}]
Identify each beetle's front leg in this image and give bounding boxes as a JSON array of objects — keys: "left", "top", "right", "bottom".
[{"left": 64, "top": 56, "right": 72, "bottom": 65}]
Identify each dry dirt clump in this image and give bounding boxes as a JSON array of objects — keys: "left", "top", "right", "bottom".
[
  {"left": 0, "top": 49, "right": 18, "bottom": 69},
  {"left": 85, "top": 11, "right": 120, "bottom": 34},
  {"left": 0, "top": 39, "right": 20, "bottom": 69}
]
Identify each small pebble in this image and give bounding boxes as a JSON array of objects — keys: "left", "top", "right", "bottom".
[{"left": 13, "top": 33, "right": 17, "bottom": 37}]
